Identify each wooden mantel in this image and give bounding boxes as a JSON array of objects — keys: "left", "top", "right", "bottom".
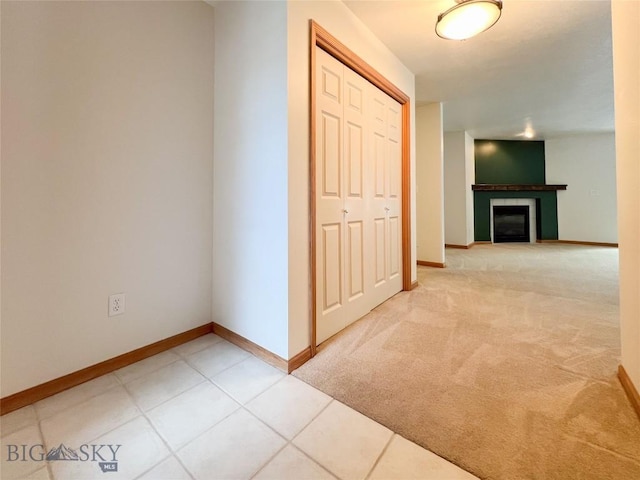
[{"left": 472, "top": 184, "right": 567, "bottom": 192}]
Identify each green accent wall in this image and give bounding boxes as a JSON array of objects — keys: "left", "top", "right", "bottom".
[
  {"left": 473, "top": 139, "right": 558, "bottom": 242},
  {"left": 474, "top": 191, "right": 559, "bottom": 241},
  {"left": 475, "top": 140, "right": 545, "bottom": 184}
]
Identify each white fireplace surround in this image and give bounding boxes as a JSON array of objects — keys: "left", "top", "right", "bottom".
[{"left": 490, "top": 198, "right": 537, "bottom": 243}]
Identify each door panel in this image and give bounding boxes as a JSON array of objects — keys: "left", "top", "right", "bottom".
[
  {"left": 321, "top": 67, "right": 341, "bottom": 103},
  {"left": 322, "top": 223, "right": 342, "bottom": 313},
  {"left": 389, "top": 140, "right": 401, "bottom": 199},
  {"left": 374, "top": 217, "right": 386, "bottom": 285},
  {"left": 388, "top": 103, "right": 401, "bottom": 142},
  {"left": 373, "top": 133, "right": 386, "bottom": 198},
  {"left": 389, "top": 216, "right": 400, "bottom": 278},
  {"left": 372, "top": 97, "right": 385, "bottom": 133},
  {"left": 346, "top": 123, "right": 363, "bottom": 198},
  {"left": 346, "top": 78, "right": 363, "bottom": 112},
  {"left": 321, "top": 113, "right": 341, "bottom": 198},
  {"left": 347, "top": 221, "right": 364, "bottom": 300}
]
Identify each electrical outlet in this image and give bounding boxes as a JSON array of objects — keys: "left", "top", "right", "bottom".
[{"left": 108, "top": 293, "right": 126, "bottom": 317}]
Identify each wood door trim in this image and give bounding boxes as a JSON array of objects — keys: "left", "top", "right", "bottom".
[
  {"left": 312, "top": 22, "right": 410, "bottom": 104},
  {"left": 309, "top": 20, "right": 412, "bottom": 356}
]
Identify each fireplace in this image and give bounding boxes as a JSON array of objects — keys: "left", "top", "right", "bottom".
[{"left": 493, "top": 206, "right": 530, "bottom": 243}]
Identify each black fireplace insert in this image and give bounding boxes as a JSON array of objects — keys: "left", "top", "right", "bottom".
[{"left": 493, "top": 206, "right": 530, "bottom": 243}]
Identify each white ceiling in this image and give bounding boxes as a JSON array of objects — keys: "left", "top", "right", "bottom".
[{"left": 343, "top": 0, "right": 615, "bottom": 140}]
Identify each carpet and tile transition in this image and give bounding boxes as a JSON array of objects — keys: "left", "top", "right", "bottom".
[{"left": 294, "top": 244, "right": 640, "bottom": 480}]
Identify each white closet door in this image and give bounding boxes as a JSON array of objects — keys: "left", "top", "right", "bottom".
[
  {"left": 368, "top": 86, "right": 403, "bottom": 308},
  {"left": 315, "top": 47, "right": 402, "bottom": 345},
  {"left": 384, "top": 92, "right": 403, "bottom": 300},
  {"left": 342, "top": 65, "right": 372, "bottom": 324}
]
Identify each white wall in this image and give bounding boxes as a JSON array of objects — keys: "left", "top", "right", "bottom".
[
  {"left": 416, "top": 103, "right": 445, "bottom": 265},
  {"left": 546, "top": 134, "right": 618, "bottom": 244},
  {"left": 444, "top": 131, "right": 474, "bottom": 247},
  {"left": 1, "top": 1, "right": 215, "bottom": 396},
  {"left": 612, "top": 0, "right": 640, "bottom": 391},
  {"left": 287, "top": 0, "right": 416, "bottom": 357},
  {"left": 444, "top": 132, "right": 466, "bottom": 246},
  {"left": 465, "top": 132, "right": 475, "bottom": 244},
  {"left": 213, "top": 1, "right": 289, "bottom": 359}
]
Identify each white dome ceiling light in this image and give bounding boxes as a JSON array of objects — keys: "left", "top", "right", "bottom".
[{"left": 436, "top": 0, "right": 503, "bottom": 40}]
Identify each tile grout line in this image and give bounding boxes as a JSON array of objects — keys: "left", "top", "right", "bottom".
[
  {"left": 246, "top": 438, "right": 289, "bottom": 480},
  {"left": 246, "top": 396, "right": 337, "bottom": 480},
  {"left": 39, "top": 381, "right": 172, "bottom": 477},
  {"left": 180, "top": 342, "right": 252, "bottom": 385},
  {"left": 134, "top": 416, "right": 196, "bottom": 480},
  {"left": 115, "top": 343, "right": 269, "bottom": 479},
  {"left": 287, "top": 399, "right": 345, "bottom": 479},
  {"left": 119, "top": 365, "right": 200, "bottom": 480},
  {"left": 27, "top": 390, "right": 120, "bottom": 480},
  {"left": 116, "top": 420, "right": 176, "bottom": 480},
  {"left": 130, "top": 453, "right": 185, "bottom": 480},
  {"left": 364, "top": 432, "right": 395, "bottom": 480},
  {"left": 149, "top": 377, "right": 244, "bottom": 460},
  {"left": 167, "top": 399, "right": 241, "bottom": 452},
  {"left": 172, "top": 375, "right": 338, "bottom": 480},
  {"left": 114, "top": 351, "right": 182, "bottom": 385},
  {"left": 38, "top": 384, "right": 136, "bottom": 446},
  {"left": 289, "top": 398, "right": 335, "bottom": 445},
  {"left": 132, "top": 377, "right": 209, "bottom": 415},
  {"left": 171, "top": 335, "right": 224, "bottom": 360},
  {"left": 36, "top": 416, "right": 55, "bottom": 480},
  {"left": 32, "top": 352, "right": 179, "bottom": 428},
  {"left": 44, "top": 414, "right": 147, "bottom": 480},
  {"left": 34, "top": 359, "right": 206, "bottom": 444},
  {"left": 33, "top": 374, "right": 123, "bottom": 424},
  {"left": 284, "top": 443, "right": 342, "bottom": 480},
  {"left": 0, "top": 405, "right": 39, "bottom": 439},
  {"left": 148, "top": 371, "right": 298, "bottom": 480},
  {"left": 207, "top": 363, "right": 286, "bottom": 407},
  {"left": 19, "top": 348, "right": 294, "bottom": 479},
  {"left": 122, "top": 372, "right": 208, "bottom": 415}
]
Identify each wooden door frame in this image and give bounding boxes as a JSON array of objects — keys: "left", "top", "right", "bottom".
[{"left": 310, "top": 20, "right": 413, "bottom": 356}]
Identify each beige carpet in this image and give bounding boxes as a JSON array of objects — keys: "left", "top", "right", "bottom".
[{"left": 294, "top": 244, "right": 640, "bottom": 480}]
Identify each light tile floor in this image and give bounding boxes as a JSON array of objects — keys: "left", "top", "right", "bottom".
[{"left": 1, "top": 334, "right": 478, "bottom": 480}]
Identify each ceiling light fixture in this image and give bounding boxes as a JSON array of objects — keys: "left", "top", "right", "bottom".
[{"left": 435, "top": 0, "right": 503, "bottom": 41}]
